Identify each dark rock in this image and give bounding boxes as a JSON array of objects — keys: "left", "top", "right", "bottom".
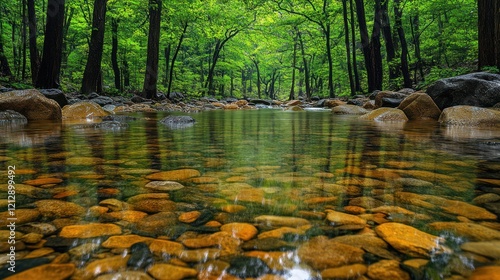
[
  {"left": 427, "top": 72, "right": 500, "bottom": 110},
  {"left": 227, "top": 256, "right": 272, "bottom": 278},
  {"left": 249, "top": 99, "right": 272, "bottom": 105},
  {"left": 127, "top": 242, "right": 154, "bottom": 269},
  {"left": 39, "top": 88, "right": 68, "bottom": 107},
  {"left": 44, "top": 236, "right": 78, "bottom": 252},
  {"left": 223, "top": 97, "right": 238, "bottom": 103},
  {"left": 0, "top": 110, "right": 28, "bottom": 126},
  {"left": 131, "top": 95, "right": 148, "bottom": 103},
  {"left": 159, "top": 115, "right": 195, "bottom": 129},
  {"left": 86, "top": 92, "right": 100, "bottom": 99},
  {"left": 68, "top": 98, "right": 82, "bottom": 105},
  {"left": 255, "top": 104, "right": 273, "bottom": 109},
  {"left": 90, "top": 96, "right": 114, "bottom": 106},
  {"left": 347, "top": 98, "right": 365, "bottom": 106},
  {"left": 311, "top": 96, "right": 321, "bottom": 101},
  {"left": 102, "top": 115, "right": 138, "bottom": 122},
  {"left": 189, "top": 209, "right": 214, "bottom": 227},
  {"left": 0, "top": 87, "right": 13, "bottom": 93},
  {"left": 200, "top": 97, "right": 218, "bottom": 103},
  {"left": 168, "top": 92, "right": 185, "bottom": 101},
  {"left": 381, "top": 97, "right": 403, "bottom": 108},
  {"left": 0, "top": 257, "right": 51, "bottom": 278}
]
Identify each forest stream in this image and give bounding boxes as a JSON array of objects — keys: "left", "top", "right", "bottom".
[{"left": 0, "top": 109, "right": 499, "bottom": 280}]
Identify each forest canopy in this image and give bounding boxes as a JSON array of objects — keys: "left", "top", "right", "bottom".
[{"left": 0, "top": 0, "right": 488, "bottom": 100}]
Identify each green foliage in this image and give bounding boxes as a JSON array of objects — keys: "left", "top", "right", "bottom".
[{"left": 0, "top": 0, "right": 480, "bottom": 98}]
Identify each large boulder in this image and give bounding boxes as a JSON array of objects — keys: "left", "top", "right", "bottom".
[
  {"left": 398, "top": 92, "right": 441, "bottom": 120},
  {"left": 0, "top": 89, "right": 62, "bottom": 121},
  {"left": 159, "top": 115, "right": 195, "bottom": 129},
  {"left": 374, "top": 91, "right": 412, "bottom": 108},
  {"left": 62, "top": 101, "right": 110, "bottom": 120},
  {"left": 427, "top": 72, "right": 500, "bottom": 110},
  {"left": 333, "top": 104, "right": 369, "bottom": 115},
  {"left": 0, "top": 110, "right": 28, "bottom": 126},
  {"left": 359, "top": 108, "right": 409, "bottom": 122},
  {"left": 438, "top": 105, "right": 500, "bottom": 127}
]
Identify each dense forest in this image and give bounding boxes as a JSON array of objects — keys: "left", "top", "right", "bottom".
[{"left": 0, "top": 0, "right": 498, "bottom": 100}]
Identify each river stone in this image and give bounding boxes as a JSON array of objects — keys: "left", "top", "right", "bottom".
[
  {"left": 34, "top": 199, "right": 85, "bottom": 218},
  {"left": 429, "top": 222, "right": 500, "bottom": 241},
  {"left": 23, "top": 177, "right": 63, "bottom": 186},
  {"left": 321, "top": 263, "right": 368, "bottom": 280},
  {"left": 359, "top": 108, "right": 409, "bottom": 122},
  {"left": 332, "top": 105, "right": 369, "bottom": 115},
  {"left": 469, "top": 266, "right": 500, "bottom": 280},
  {"left": 220, "top": 223, "right": 258, "bottom": 241},
  {"left": 62, "top": 101, "right": 110, "bottom": 119},
  {"left": 39, "top": 88, "right": 68, "bottom": 107},
  {"left": 133, "top": 212, "right": 178, "bottom": 236},
  {"left": 3, "top": 263, "right": 75, "bottom": 280},
  {"left": 440, "top": 199, "right": 497, "bottom": 220},
  {"left": 102, "top": 235, "right": 153, "bottom": 249},
  {"left": 144, "top": 180, "right": 185, "bottom": 191},
  {"left": 159, "top": 115, "right": 195, "bottom": 129},
  {"left": 473, "top": 193, "right": 500, "bottom": 205},
  {"left": 68, "top": 243, "right": 100, "bottom": 257},
  {"left": 0, "top": 110, "right": 28, "bottom": 125},
  {"left": 375, "top": 222, "right": 450, "bottom": 258},
  {"left": 461, "top": 241, "right": 500, "bottom": 259},
  {"left": 148, "top": 263, "right": 197, "bottom": 280},
  {"left": 95, "top": 271, "right": 153, "bottom": 280},
  {"left": 398, "top": 92, "right": 441, "bottom": 120},
  {"left": 102, "top": 210, "right": 148, "bottom": 223},
  {"left": 178, "top": 248, "right": 221, "bottom": 262},
  {"left": 0, "top": 89, "right": 62, "bottom": 121},
  {"left": 297, "top": 236, "right": 364, "bottom": 270},
  {"left": 80, "top": 255, "right": 130, "bottom": 280},
  {"left": 21, "top": 232, "right": 43, "bottom": 244},
  {"left": 126, "top": 193, "right": 169, "bottom": 204},
  {"left": 145, "top": 169, "right": 201, "bottom": 181},
  {"left": 254, "top": 215, "right": 310, "bottom": 228},
  {"left": 367, "top": 260, "right": 410, "bottom": 280},
  {"left": 325, "top": 210, "right": 367, "bottom": 230},
  {"left": 438, "top": 105, "right": 500, "bottom": 127},
  {"left": 374, "top": 90, "right": 410, "bottom": 108},
  {"left": 0, "top": 209, "right": 40, "bottom": 227},
  {"left": 149, "top": 239, "right": 184, "bottom": 257},
  {"left": 241, "top": 237, "right": 295, "bottom": 251},
  {"left": 59, "top": 223, "right": 122, "bottom": 238},
  {"left": 127, "top": 242, "right": 154, "bottom": 269},
  {"left": 131, "top": 199, "right": 176, "bottom": 213},
  {"left": 226, "top": 256, "right": 272, "bottom": 278},
  {"left": 0, "top": 257, "right": 51, "bottom": 279},
  {"left": 178, "top": 211, "right": 201, "bottom": 223},
  {"left": 426, "top": 72, "right": 500, "bottom": 110}
]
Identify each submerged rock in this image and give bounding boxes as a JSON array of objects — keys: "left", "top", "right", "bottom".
[
  {"left": 159, "top": 115, "right": 195, "bottom": 129},
  {"left": 332, "top": 104, "right": 369, "bottom": 115},
  {"left": 0, "top": 110, "right": 28, "bottom": 126},
  {"left": 62, "top": 101, "right": 110, "bottom": 120},
  {"left": 439, "top": 105, "right": 500, "bottom": 127},
  {"left": 359, "top": 108, "right": 409, "bottom": 122}
]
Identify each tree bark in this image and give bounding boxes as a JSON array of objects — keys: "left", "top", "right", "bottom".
[
  {"left": 0, "top": 32, "right": 12, "bottom": 78},
  {"left": 36, "top": 0, "right": 65, "bottom": 89},
  {"left": 81, "top": 0, "right": 107, "bottom": 94},
  {"left": 251, "top": 57, "right": 261, "bottom": 99},
  {"left": 27, "top": 0, "right": 39, "bottom": 84},
  {"left": 167, "top": 22, "right": 188, "bottom": 98},
  {"left": 142, "top": 0, "right": 162, "bottom": 99},
  {"left": 394, "top": 0, "right": 411, "bottom": 88},
  {"left": 478, "top": 0, "right": 497, "bottom": 69},
  {"left": 296, "top": 27, "right": 311, "bottom": 100},
  {"left": 349, "top": 0, "right": 361, "bottom": 92},
  {"left": 111, "top": 17, "right": 121, "bottom": 91},
  {"left": 380, "top": 0, "right": 397, "bottom": 83},
  {"left": 342, "top": 0, "right": 355, "bottom": 96},
  {"left": 289, "top": 32, "right": 298, "bottom": 100}
]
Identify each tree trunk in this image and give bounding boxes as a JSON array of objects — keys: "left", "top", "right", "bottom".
[
  {"left": 349, "top": 0, "right": 361, "bottom": 92},
  {"left": 81, "top": 0, "right": 107, "bottom": 95},
  {"left": 296, "top": 27, "right": 311, "bottom": 100},
  {"left": 251, "top": 58, "right": 261, "bottom": 99},
  {"left": 142, "top": 0, "right": 162, "bottom": 99},
  {"left": 111, "top": 18, "right": 121, "bottom": 91},
  {"left": 355, "top": 0, "right": 380, "bottom": 92},
  {"left": 342, "top": 0, "right": 355, "bottom": 96},
  {"left": 394, "top": 0, "right": 411, "bottom": 88},
  {"left": 27, "top": 0, "right": 39, "bottom": 85},
  {"left": 410, "top": 14, "right": 424, "bottom": 82},
  {"left": 164, "top": 45, "right": 170, "bottom": 86},
  {"left": 370, "top": 0, "right": 383, "bottom": 91},
  {"left": 478, "top": 0, "right": 497, "bottom": 69},
  {"left": 36, "top": 0, "right": 65, "bottom": 89},
  {"left": 289, "top": 33, "right": 297, "bottom": 100},
  {"left": 325, "top": 24, "right": 335, "bottom": 98},
  {"left": 167, "top": 22, "right": 188, "bottom": 98},
  {"left": 0, "top": 31, "right": 12, "bottom": 78},
  {"left": 22, "top": 0, "right": 27, "bottom": 80},
  {"left": 380, "top": 0, "right": 397, "bottom": 83}
]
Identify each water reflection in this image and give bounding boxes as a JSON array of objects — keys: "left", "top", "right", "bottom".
[{"left": 0, "top": 109, "right": 499, "bottom": 279}]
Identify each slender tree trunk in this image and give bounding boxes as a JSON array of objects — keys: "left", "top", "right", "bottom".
[
  {"left": 394, "top": 0, "right": 411, "bottom": 88},
  {"left": 167, "top": 22, "right": 188, "bottom": 98},
  {"left": 289, "top": 33, "right": 297, "bottom": 100},
  {"left": 111, "top": 18, "right": 121, "bottom": 91},
  {"left": 251, "top": 58, "right": 261, "bottom": 99},
  {"left": 342, "top": 0, "right": 355, "bottom": 96},
  {"left": 296, "top": 27, "right": 311, "bottom": 100},
  {"left": 22, "top": 0, "right": 27, "bottom": 80},
  {"left": 123, "top": 57, "right": 130, "bottom": 88},
  {"left": 81, "top": 0, "right": 107, "bottom": 94},
  {"left": 0, "top": 28, "right": 12, "bottom": 78},
  {"left": 164, "top": 45, "right": 170, "bottom": 86},
  {"left": 355, "top": 0, "right": 375, "bottom": 92},
  {"left": 349, "top": 0, "right": 361, "bottom": 92},
  {"left": 410, "top": 14, "right": 424, "bottom": 82},
  {"left": 27, "top": 0, "right": 39, "bottom": 85},
  {"left": 325, "top": 24, "right": 335, "bottom": 98},
  {"left": 380, "top": 0, "right": 397, "bottom": 83},
  {"left": 478, "top": 0, "right": 497, "bottom": 69},
  {"left": 36, "top": 0, "right": 65, "bottom": 88},
  {"left": 370, "top": 0, "right": 383, "bottom": 91},
  {"left": 142, "top": 0, "right": 162, "bottom": 99}
]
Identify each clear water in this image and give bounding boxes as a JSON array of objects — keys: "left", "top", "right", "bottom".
[{"left": 1, "top": 109, "right": 499, "bottom": 279}]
